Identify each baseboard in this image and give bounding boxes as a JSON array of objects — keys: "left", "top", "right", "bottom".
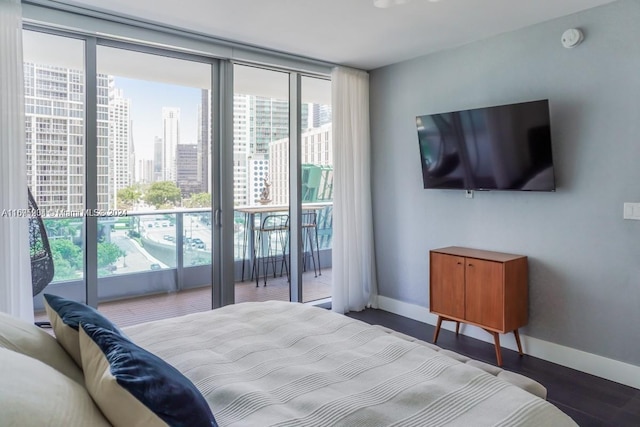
[{"left": 377, "top": 296, "right": 640, "bottom": 390}]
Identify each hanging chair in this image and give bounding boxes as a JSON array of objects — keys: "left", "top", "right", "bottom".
[{"left": 28, "top": 188, "right": 54, "bottom": 297}]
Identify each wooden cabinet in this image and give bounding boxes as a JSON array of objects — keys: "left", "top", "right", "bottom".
[{"left": 429, "top": 247, "right": 528, "bottom": 366}]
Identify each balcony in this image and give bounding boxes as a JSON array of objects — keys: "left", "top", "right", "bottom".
[{"left": 33, "top": 207, "right": 333, "bottom": 327}]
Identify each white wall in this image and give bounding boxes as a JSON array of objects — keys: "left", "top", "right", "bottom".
[{"left": 369, "top": 0, "right": 640, "bottom": 369}]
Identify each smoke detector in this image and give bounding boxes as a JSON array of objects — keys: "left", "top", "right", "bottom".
[{"left": 561, "top": 28, "right": 584, "bottom": 48}]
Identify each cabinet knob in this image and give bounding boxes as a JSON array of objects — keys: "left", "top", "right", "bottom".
[
  {"left": 457, "top": 262, "right": 462, "bottom": 265},
  {"left": 468, "top": 263, "right": 473, "bottom": 267}
]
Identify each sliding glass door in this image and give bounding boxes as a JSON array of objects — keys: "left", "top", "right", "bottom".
[
  {"left": 94, "top": 45, "right": 215, "bottom": 324},
  {"left": 26, "top": 27, "right": 220, "bottom": 327},
  {"left": 231, "top": 66, "right": 333, "bottom": 304},
  {"left": 25, "top": 26, "right": 333, "bottom": 325},
  {"left": 232, "top": 65, "right": 291, "bottom": 302}
]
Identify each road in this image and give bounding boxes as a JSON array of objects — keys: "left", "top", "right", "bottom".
[{"left": 108, "top": 230, "right": 167, "bottom": 274}]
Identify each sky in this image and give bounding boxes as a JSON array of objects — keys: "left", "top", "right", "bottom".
[{"left": 114, "top": 77, "right": 202, "bottom": 160}]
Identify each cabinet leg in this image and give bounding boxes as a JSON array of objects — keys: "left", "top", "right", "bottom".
[
  {"left": 455, "top": 322, "right": 460, "bottom": 336},
  {"left": 493, "top": 333, "right": 503, "bottom": 367},
  {"left": 433, "top": 316, "right": 443, "bottom": 343},
  {"left": 513, "top": 329, "right": 524, "bottom": 356}
]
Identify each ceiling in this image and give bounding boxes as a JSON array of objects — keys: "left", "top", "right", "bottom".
[{"left": 58, "top": 0, "right": 616, "bottom": 70}]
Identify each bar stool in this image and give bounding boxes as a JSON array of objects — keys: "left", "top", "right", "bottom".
[
  {"left": 301, "top": 211, "right": 321, "bottom": 277},
  {"left": 252, "top": 214, "right": 289, "bottom": 287}
]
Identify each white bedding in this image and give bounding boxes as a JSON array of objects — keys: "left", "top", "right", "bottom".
[{"left": 124, "top": 301, "right": 576, "bottom": 427}]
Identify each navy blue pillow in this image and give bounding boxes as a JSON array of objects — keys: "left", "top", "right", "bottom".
[
  {"left": 80, "top": 322, "right": 217, "bottom": 427},
  {"left": 44, "top": 294, "right": 122, "bottom": 332},
  {"left": 43, "top": 293, "right": 125, "bottom": 366}
]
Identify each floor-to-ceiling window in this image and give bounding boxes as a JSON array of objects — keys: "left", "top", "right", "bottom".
[
  {"left": 24, "top": 15, "right": 333, "bottom": 325},
  {"left": 23, "top": 30, "right": 88, "bottom": 311}
]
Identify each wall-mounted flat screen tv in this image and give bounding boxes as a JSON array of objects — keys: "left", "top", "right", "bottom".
[{"left": 416, "top": 99, "right": 555, "bottom": 191}]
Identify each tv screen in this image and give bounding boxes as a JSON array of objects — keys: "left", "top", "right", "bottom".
[{"left": 416, "top": 99, "right": 555, "bottom": 191}]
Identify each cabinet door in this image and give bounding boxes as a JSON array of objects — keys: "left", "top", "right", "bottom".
[
  {"left": 465, "top": 259, "right": 504, "bottom": 330},
  {"left": 430, "top": 252, "right": 465, "bottom": 319}
]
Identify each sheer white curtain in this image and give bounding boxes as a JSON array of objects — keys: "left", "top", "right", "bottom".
[
  {"left": 331, "top": 67, "right": 378, "bottom": 314},
  {"left": 0, "top": 0, "right": 33, "bottom": 320}
]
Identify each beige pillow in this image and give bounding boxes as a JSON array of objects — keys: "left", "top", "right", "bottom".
[
  {"left": 0, "top": 310, "right": 84, "bottom": 384},
  {"left": 0, "top": 348, "right": 110, "bottom": 427}
]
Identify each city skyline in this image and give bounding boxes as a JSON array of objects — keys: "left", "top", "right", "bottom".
[
  {"left": 113, "top": 77, "right": 201, "bottom": 162},
  {"left": 24, "top": 60, "right": 332, "bottom": 212}
]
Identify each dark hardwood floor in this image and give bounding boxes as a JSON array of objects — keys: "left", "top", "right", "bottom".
[{"left": 340, "top": 307, "right": 640, "bottom": 427}]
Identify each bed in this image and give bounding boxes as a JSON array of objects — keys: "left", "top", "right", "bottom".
[{"left": 0, "top": 298, "right": 577, "bottom": 427}]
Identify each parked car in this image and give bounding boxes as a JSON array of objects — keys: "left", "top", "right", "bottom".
[{"left": 150, "top": 263, "right": 162, "bottom": 271}]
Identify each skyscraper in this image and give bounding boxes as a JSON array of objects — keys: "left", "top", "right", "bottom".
[
  {"left": 108, "top": 86, "right": 132, "bottom": 208},
  {"left": 176, "top": 143, "right": 200, "bottom": 197},
  {"left": 24, "top": 63, "right": 112, "bottom": 211},
  {"left": 153, "top": 136, "right": 163, "bottom": 182},
  {"left": 312, "top": 103, "right": 332, "bottom": 128},
  {"left": 269, "top": 123, "right": 333, "bottom": 205},
  {"left": 233, "top": 94, "right": 250, "bottom": 206},
  {"left": 197, "top": 89, "right": 210, "bottom": 193},
  {"left": 137, "top": 159, "right": 154, "bottom": 184},
  {"left": 232, "top": 94, "right": 289, "bottom": 206},
  {"left": 162, "top": 107, "right": 180, "bottom": 181}
]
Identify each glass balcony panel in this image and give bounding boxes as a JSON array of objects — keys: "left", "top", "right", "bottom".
[{"left": 301, "top": 76, "right": 333, "bottom": 303}]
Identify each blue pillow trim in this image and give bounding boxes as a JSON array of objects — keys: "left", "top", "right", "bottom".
[
  {"left": 43, "top": 294, "right": 123, "bottom": 335},
  {"left": 81, "top": 323, "right": 218, "bottom": 427}
]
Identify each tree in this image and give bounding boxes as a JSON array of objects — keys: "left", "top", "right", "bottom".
[
  {"left": 44, "top": 218, "right": 81, "bottom": 239},
  {"left": 52, "top": 254, "right": 77, "bottom": 281},
  {"left": 97, "top": 242, "right": 125, "bottom": 268},
  {"left": 49, "top": 239, "right": 83, "bottom": 281},
  {"left": 144, "top": 181, "right": 182, "bottom": 209},
  {"left": 117, "top": 186, "right": 142, "bottom": 209},
  {"left": 184, "top": 192, "right": 211, "bottom": 208},
  {"left": 49, "top": 239, "right": 83, "bottom": 269}
]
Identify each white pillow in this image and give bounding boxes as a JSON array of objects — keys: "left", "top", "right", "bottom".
[
  {"left": 0, "top": 310, "right": 84, "bottom": 384},
  {"left": 0, "top": 348, "right": 110, "bottom": 427}
]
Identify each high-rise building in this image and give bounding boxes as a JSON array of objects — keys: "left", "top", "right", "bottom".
[
  {"left": 252, "top": 96, "right": 288, "bottom": 155},
  {"left": 137, "top": 159, "right": 154, "bottom": 184},
  {"left": 233, "top": 95, "right": 250, "bottom": 206},
  {"left": 233, "top": 94, "right": 290, "bottom": 206},
  {"left": 176, "top": 143, "right": 200, "bottom": 197},
  {"left": 162, "top": 107, "right": 180, "bottom": 181},
  {"left": 269, "top": 123, "right": 333, "bottom": 205},
  {"left": 312, "top": 103, "right": 332, "bottom": 128},
  {"left": 24, "top": 63, "right": 111, "bottom": 211},
  {"left": 197, "top": 89, "right": 210, "bottom": 193},
  {"left": 153, "top": 136, "right": 163, "bottom": 182},
  {"left": 108, "top": 86, "right": 132, "bottom": 208}
]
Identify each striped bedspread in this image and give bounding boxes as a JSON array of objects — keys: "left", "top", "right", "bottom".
[{"left": 124, "top": 301, "right": 576, "bottom": 427}]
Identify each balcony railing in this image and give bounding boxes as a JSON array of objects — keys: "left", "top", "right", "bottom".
[{"left": 33, "top": 206, "right": 333, "bottom": 312}]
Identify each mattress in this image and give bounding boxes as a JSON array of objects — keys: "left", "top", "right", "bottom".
[{"left": 124, "top": 301, "right": 576, "bottom": 427}]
